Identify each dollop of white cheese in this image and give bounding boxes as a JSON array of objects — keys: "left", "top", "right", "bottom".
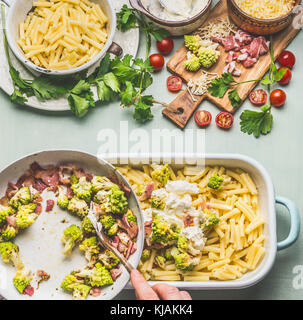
[
  {"left": 182, "top": 226, "right": 205, "bottom": 251},
  {"left": 166, "top": 180, "right": 200, "bottom": 195}
]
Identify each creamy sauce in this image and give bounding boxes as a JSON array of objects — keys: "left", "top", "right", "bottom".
[{"left": 141, "top": 0, "right": 209, "bottom": 21}]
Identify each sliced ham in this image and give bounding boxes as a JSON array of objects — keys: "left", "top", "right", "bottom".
[
  {"left": 130, "top": 242, "right": 137, "bottom": 255},
  {"left": 226, "top": 51, "right": 238, "bottom": 64},
  {"left": 6, "top": 183, "right": 19, "bottom": 199},
  {"left": 125, "top": 240, "right": 133, "bottom": 259},
  {"left": 58, "top": 165, "right": 75, "bottom": 185},
  {"left": 110, "top": 267, "right": 122, "bottom": 281},
  {"left": 234, "top": 30, "right": 253, "bottom": 46},
  {"left": 6, "top": 215, "right": 17, "bottom": 228},
  {"left": 66, "top": 187, "right": 74, "bottom": 200},
  {"left": 223, "top": 35, "right": 238, "bottom": 52},
  {"left": 33, "top": 180, "right": 48, "bottom": 193},
  {"left": 118, "top": 241, "right": 127, "bottom": 254},
  {"left": 243, "top": 57, "right": 257, "bottom": 68},
  {"left": 90, "top": 287, "right": 102, "bottom": 297},
  {"left": 139, "top": 182, "right": 154, "bottom": 201},
  {"left": 46, "top": 200, "right": 54, "bottom": 212},
  {"left": 183, "top": 215, "right": 194, "bottom": 227},
  {"left": 34, "top": 202, "right": 42, "bottom": 215},
  {"left": 118, "top": 216, "right": 138, "bottom": 239},
  {"left": 23, "top": 285, "right": 34, "bottom": 296},
  {"left": 111, "top": 235, "right": 120, "bottom": 248}
]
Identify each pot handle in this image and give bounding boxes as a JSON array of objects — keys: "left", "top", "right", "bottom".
[
  {"left": 107, "top": 41, "right": 123, "bottom": 57},
  {"left": 1, "top": 0, "right": 11, "bottom": 7},
  {"left": 276, "top": 196, "right": 300, "bottom": 251}
]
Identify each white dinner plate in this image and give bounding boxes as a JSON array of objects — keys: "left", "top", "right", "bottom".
[{"left": 0, "top": 0, "right": 140, "bottom": 112}]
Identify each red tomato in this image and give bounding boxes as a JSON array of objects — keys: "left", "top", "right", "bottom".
[
  {"left": 278, "top": 51, "right": 296, "bottom": 68},
  {"left": 270, "top": 89, "right": 286, "bottom": 107},
  {"left": 215, "top": 112, "right": 234, "bottom": 129},
  {"left": 167, "top": 76, "right": 183, "bottom": 92},
  {"left": 149, "top": 53, "right": 165, "bottom": 72},
  {"left": 157, "top": 37, "right": 174, "bottom": 55},
  {"left": 278, "top": 67, "right": 292, "bottom": 85},
  {"left": 194, "top": 110, "right": 212, "bottom": 127},
  {"left": 249, "top": 89, "right": 268, "bottom": 106}
]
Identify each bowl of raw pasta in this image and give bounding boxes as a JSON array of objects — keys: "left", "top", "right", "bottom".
[
  {"left": 108, "top": 154, "right": 300, "bottom": 289},
  {"left": 5, "top": 0, "right": 117, "bottom": 76}
]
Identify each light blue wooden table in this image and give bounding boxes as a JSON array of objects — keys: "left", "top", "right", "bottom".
[{"left": 0, "top": 1, "right": 302, "bottom": 300}]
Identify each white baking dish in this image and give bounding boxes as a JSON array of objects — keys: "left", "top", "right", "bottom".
[{"left": 105, "top": 153, "right": 301, "bottom": 290}]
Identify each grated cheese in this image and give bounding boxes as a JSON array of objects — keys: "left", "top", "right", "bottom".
[
  {"left": 234, "top": 0, "right": 295, "bottom": 19},
  {"left": 187, "top": 71, "right": 218, "bottom": 101}
]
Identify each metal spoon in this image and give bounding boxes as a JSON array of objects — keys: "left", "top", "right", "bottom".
[{"left": 87, "top": 203, "right": 135, "bottom": 274}]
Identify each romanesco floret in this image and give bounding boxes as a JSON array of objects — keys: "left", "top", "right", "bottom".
[
  {"left": 208, "top": 173, "right": 224, "bottom": 190},
  {"left": 15, "top": 210, "right": 37, "bottom": 230},
  {"left": 135, "top": 185, "right": 144, "bottom": 196},
  {"left": 141, "top": 249, "right": 151, "bottom": 262},
  {"left": 79, "top": 236, "right": 100, "bottom": 262},
  {"left": 103, "top": 185, "right": 128, "bottom": 215},
  {"left": 75, "top": 263, "right": 113, "bottom": 287},
  {"left": 61, "top": 224, "right": 83, "bottom": 256},
  {"left": 197, "top": 48, "right": 220, "bottom": 69},
  {"left": 61, "top": 274, "right": 83, "bottom": 292},
  {"left": 71, "top": 177, "right": 92, "bottom": 203},
  {"left": 184, "top": 35, "right": 201, "bottom": 53},
  {"left": 100, "top": 214, "right": 116, "bottom": 230},
  {"left": 184, "top": 54, "right": 201, "bottom": 72},
  {"left": 18, "top": 203, "right": 36, "bottom": 214},
  {"left": 13, "top": 268, "right": 32, "bottom": 293},
  {"left": 155, "top": 256, "right": 166, "bottom": 269},
  {"left": 151, "top": 215, "right": 180, "bottom": 244},
  {"left": 91, "top": 176, "right": 115, "bottom": 193},
  {"left": 107, "top": 223, "right": 118, "bottom": 236},
  {"left": 177, "top": 236, "right": 189, "bottom": 252},
  {"left": 174, "top": 252, "right": 194, "bottom": 271},
  {"left": 72, "top": 284, "right": 91, "bottom": 300},
  {"left": 1, "top": 225, "right": 18, "bottom": 241},
  {"left": 0, "top": 206, "right": 14, "bottom": 226},
  {"left": 151, "top": 164, "right": 171, "bottom": 187},
  {"left": 81, "top": 216, "right": 96, "bottom": 235},
  {"left": 202, "top": 209, "right": 220, "bottom": 229},
  {"left": 98, "top": 249, "right": 120, "bottom": 270},
  {"left": 9, "top": 187, "right": 31, "bottom": 209},
  {"left": 0, "top": 241, "right": 23, "bottom": 269},
  {"left": 126, "top": 210, "right": 137, "bottom": 224},
  {"left": 67, "top": 197, "right": 89, "bottom": 219},
  {"left": 57, "top": 186, "right": 69, "bottom": 209},
  {"left": 151, "top": 195, "right": 166, "bottom": 210},
  {"left": 70, "top": 174, "right": 79, "bottom": 185},
  {"left": 164, "top": 247, "right": 179, "bottom": 260}
]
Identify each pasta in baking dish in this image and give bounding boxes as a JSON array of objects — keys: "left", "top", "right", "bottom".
[
  {"left": 117, "top": 164, "right": 265, "bottom": 282},
  {"left": 18, "top": 0, "right": 108, "bottom": 70}
]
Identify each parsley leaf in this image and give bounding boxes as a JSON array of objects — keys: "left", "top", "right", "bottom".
[{"left": 228, "top": 89, "right": 242, "bottom": 108}]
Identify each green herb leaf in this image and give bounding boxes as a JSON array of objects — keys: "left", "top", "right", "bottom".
[
  {"left": 228, "top": 89, "right": 242, "bottom": 108},
  {"left": 116, "top": 5, "right": 138, "bottom": 32},
  {"left": 103, "top": 72, "right": 120, "bottom": 93},
  {"left": 120, "top": 81, "right": 135, "bottom": 106},
  {"left": 133, "top": 96, "right": 154, "bottom": 123}
]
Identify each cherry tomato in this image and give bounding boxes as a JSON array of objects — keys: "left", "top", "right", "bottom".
[
  {"left": 215, "top": 112, "right": 234, "bottom": 129},
  {"left": 167, "top": 76, "right": 183, "bottom": 92},
  {"left": 249, "top": 89, "right": 268, "bottom": 106},
  {"left": 270, "top": 89, "right": 286, "bottom": 107},
  {"left": 194, "top": 110, "right": 212, "bottom": 127},
  {"left": 278, "top": 51, "right": 296, "bottom": 69},
  {"left": 157, "top": 37, "right": 174, "bottom": 55},
  {"left": 278, "top": 67, "right": 292, "bottom": 85},
  {"left": 149, "top": 53, "right": 165, "bottom": 72}
]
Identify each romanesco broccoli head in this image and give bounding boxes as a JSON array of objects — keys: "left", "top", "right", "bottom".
[
  {"left": 13, "top": 268, "right": 32, "bottom": 293},
  {"left": 177, "top": 236, "right": 189, "bottom": 252},
  {"left": 126, "top": 210, "right": 137, "bottom": 224},
  {"left": 61, "top": 274, "right": 83, "bottom": 292},
  {"left": 155, "top": 256, "right": 166, "bottom": 269},
  {"left": 197, "top": 48, "right": 220, "bottom": 69},
  {"left": 107, "top": 223, "right": 118, "bottom": 236},
  {"left": 72, "top": 284, "right": 91, "bottom": 300},
  {"left": 71, "top": 177, "right": 92, "bottom": 203},
  {"left": 79, "top": 236, "right": 100, "bottom": 262},
  {"left": 151, "top": 195, "right": 166, "bottom": 210},
  {"left": 91, "top": 176, "right": 115, "bottom": 193},
  {"left": 184, "top": 54, "right": 201, "bottom": 72},
  {"left": 61, "top": 224, "right": 83, "bottom": 256},
  {"left": 151, "top": 215, "right": 180, "bottom": 244},
  {"left": 103, "top": 185, "right": 128, "bottom": 215},
  {"left": 98, "top": 249, "right": 120, "bottom": 270},
  {"left": 141, "top": 249, "right": 151, "bottom": 262},
  {"left": 164, "top": 247, "right": 179, "bottom": 261},
  {"left": 151, "top": 164, "right": 171, "bottom": 187},
  {"left": 202, "top": 209, "right": 220, "bottom": 229},
  {"left": 184, "top": 35, "right": 201, "bottom": 53},
  {"left": 81, "top": 216, "right": 96, "bottom": 235},
  {"left": 15, "top": 211, "right": 37, "bottom": 229},
  {"left": 100, "top": 214, "right": 116, "bottom": 230},
  {"left": 1, "top": 225, "right": 18, "bottom": 241},
  {"left": 174, "top": 252, "right": 194, "bottom": 271},
  {"left": 67, "top": 197, "right": 89, "bottom": 219},
  {"left": 0, "top": 206, "right": 14, "bottom": 226},
  {"left": 70, "top": 174, "right": 79, "bottom": 185},
  {"left": 9, "top": 187, "right": 31, "bottom": 209},
  {"left": 208, "top": 173, "right": 224, "bottom": 190},
  {"left": 75, "top": 263, "right": 113, "bottom": 287},
  {"left": 57, "top": 186, "right": 69, "bottom": 209},
  {"left": 0, "top": 241, "right": 23, "bottom": 269}
]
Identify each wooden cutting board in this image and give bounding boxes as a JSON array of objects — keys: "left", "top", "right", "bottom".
[{"left": 163, "top": 0, "right": 301, "bottom": 129}]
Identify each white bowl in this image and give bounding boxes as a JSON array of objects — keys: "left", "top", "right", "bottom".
[
  {"left": 0, "top": 150, "right": 144, "bottom": 300},
  {"left": 104, "top": 153, "right": 301, "bottom": 290},
  {"left": 5, "top": 0, "right": 117, "bottom": 76}
]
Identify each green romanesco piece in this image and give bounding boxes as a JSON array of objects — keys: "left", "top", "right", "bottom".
[
  {"left": 61, "top": 274, "right": 83, "bottom": 292},
  {"left": 141, "top": 249, "right": 151, "bottom": 262},
  {"left": 81, "top": 216, "right": 96, "bottom": 235},
  {"left": 71, "top": 177, "right": 92, "bottom": 203},
  {"left": 155, "top": 256, "right": 166, "bottom": 269},
  {"left": 0, "top": 206, "right": 14, "bottom": 226},
  {"left": 104, "top": 185, "right": 128, "bottom": 215},
  {"left": 184, "top": 54, "right": 201, "bottom": 72},
  {"left": 0, "top": 241, "right": 23, "bottom": 269},
  {"left": 202, "top": 209, "right": 220, "bottom": 229},
  {"left": 184, "top": 35, "right": 201, "bottom": 54},
  {"left": 151, "top": 164, "right": 171, "bottom": 187},
  {"left": 126, "top": 209, "right": 137, "bottom": 224},
  {"left": 79, "top": 236, "right": 100, "bottom": 262},
  {"left": 13, "top": 268, "right": 32, "bottom": 293},
  {"left": 15, "top": 208, "right": 37, "bottom": 230},
  {"left": 208, "top": 173, "right": 224, "bottom": 190},
  {"left": 164, "top": 247, "right": 179, "bottom": 261},
  {"left": 61, "top": 224, "right": 83, "bottom": 256},
  {"left": 174, "top": 252, "right": 195, "bottom": 271},
  {"left": 91, "top": 176, "right": 115, "bottom": 193},
  {"left": 151, "top": 215, "right": 180, "bottom": 244},
  {"left": 98, "top": 249, "right": 120, "bottom": 270},
  {"left": 57, "top": 186, "right": 69, "bottom": 209},
  {"left": 1, "top": 225, "right": 18, "bottom": 241},
  {"left": 177, "top": 236, "right": 189, "bottom": 252},
  {"left": 197, "top": 48, "right": 220, "bottom": 69},
  {"left": 9, "top": 187, "right": 31, "bottom": 209},
  {"left": 67, "top": 197, "right": 89, "bottom": 219},
  {"left": 72, "top": 284, "right": 91, "bottom": 300}
]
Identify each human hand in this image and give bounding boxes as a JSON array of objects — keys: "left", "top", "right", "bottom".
[{"left": 130, "top": 269, "right": 192, "bottom": 300}]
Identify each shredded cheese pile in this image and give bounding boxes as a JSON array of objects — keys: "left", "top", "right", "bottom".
[
  {"left": 187, "top": 71, "right": 218, "bottom": 101},
  {"left": 234, "top": 0, "right": 295, "bottom": 19},
  {"left": 194, "top": 18, "right": 237, "bottom": 40}
]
